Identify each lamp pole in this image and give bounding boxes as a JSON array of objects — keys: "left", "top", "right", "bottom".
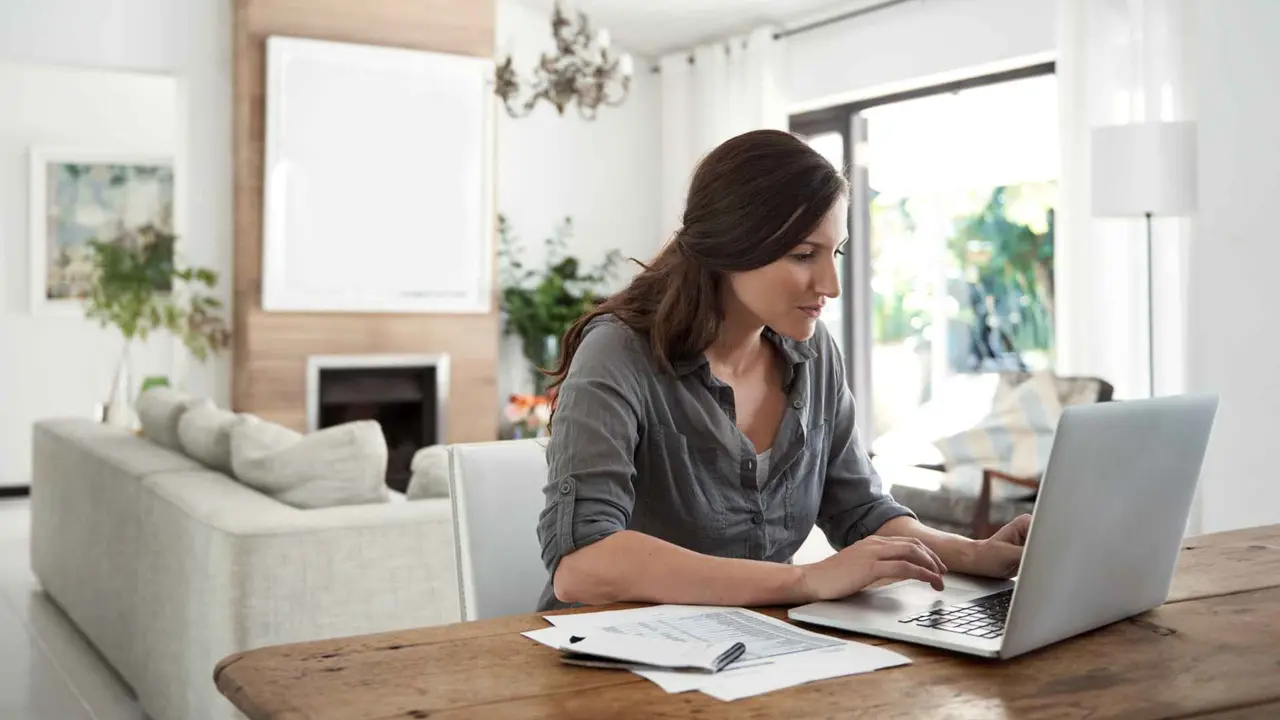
[{"left": 1146, "top": 211, "right": 1155, "bottom": 399}]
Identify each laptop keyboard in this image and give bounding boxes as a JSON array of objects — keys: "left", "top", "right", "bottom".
[{"left": 898, "top": 588, "right": 1012, "bottom": 639}]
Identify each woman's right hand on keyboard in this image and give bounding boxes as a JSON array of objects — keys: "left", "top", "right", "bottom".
[{"left": 798, "top": 536, "right": 947, "bottom": 602}]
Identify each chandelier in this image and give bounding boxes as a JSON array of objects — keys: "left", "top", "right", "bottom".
[{"left": 493, "top": 2, "right": 634, "bottom": 120}]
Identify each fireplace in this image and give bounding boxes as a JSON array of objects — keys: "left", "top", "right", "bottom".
[{"left": 306, "top": 354, "right": 449, "bottom": 493}]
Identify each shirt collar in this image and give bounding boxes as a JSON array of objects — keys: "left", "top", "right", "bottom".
[{"left": 673, "top": 326, "right": 817, "bottom": 380}]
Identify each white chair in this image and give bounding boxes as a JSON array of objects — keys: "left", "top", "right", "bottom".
[{"left": 446, "top": 438, "right": 551, "bottom": 621}]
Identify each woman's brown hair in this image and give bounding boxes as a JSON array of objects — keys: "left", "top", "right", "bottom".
[{"left": 545, "top": 128, "right": 848, "bottom": 394}]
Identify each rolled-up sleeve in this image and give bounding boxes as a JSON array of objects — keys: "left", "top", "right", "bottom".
[
  {"left": 537, "top": 321, "right": 643, "bottom": 579},
  {"left": 815, "top": 335, "right": 916, "bottom": 550}
]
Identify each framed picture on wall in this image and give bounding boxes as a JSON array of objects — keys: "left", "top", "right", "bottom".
[
  {"left": 260, "top": 35, "right": 496, "bottom": 314},
  {"left": 28, "top": 146, "right": 176, "bottom": 314}
]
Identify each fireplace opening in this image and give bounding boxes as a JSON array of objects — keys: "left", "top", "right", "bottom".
[{"left": 311, "top": 359, "right": 444, "bottom": 493}]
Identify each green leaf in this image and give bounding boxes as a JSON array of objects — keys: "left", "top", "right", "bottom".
[
  {"left": 497, "top": 215, "right": 621, "bottom": 364},
  {"left": 82, "top": 231, "right": 232, "bottom": 362}
]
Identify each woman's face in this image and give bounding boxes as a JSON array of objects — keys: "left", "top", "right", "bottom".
[{"left": 724, "top": 198, "right": 847, "bottom": 342}]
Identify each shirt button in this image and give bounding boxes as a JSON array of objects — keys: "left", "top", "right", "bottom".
[
  {"left": 751, "top": 512, "right": 764, "bottom": 525},
  {"left": 559, "top": 482, "right": 572, "bottom": 495},
  {"left": 743, "top": 458, "right": 755, "bottom": 471},
  {"left": 792, "top": 399, "right": 804, "bottom": 409}
]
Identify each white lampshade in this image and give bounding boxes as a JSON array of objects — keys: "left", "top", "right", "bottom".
[{"left": 1091, "top": 121, "right": 1199, "bottom": 217}]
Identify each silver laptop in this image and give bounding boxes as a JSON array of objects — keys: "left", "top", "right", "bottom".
[{"left": 788, "top": 393, "right": 1220, "bottom": 659}]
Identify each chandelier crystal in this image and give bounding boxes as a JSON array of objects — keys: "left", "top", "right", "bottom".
[{"left": 494, "top": 2, "right": 634, "bottom": 120}]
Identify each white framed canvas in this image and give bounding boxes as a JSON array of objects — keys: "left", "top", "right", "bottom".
[
  {"left": 261, "top": 35, "right": 496, "bottom": 314},
  {"left": 29, "top": 147, "right": 176, "bottom": 314}
]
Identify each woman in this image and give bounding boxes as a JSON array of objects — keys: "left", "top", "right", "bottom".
[{"left": 536, "top": 129, "right": 1030, "bottom": 612}]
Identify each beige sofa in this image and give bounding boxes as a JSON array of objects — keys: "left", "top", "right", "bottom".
[{"left": 30, "top": 418, "right": 461, "bottom": 720}]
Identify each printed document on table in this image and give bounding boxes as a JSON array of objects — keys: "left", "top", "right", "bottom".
[{"left": 539, "top": 605, "right": 909, "bottom": 700}]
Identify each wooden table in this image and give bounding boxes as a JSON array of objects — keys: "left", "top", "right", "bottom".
[{"left": 215, "top": 525, "right": 1280, "bottom": 719}]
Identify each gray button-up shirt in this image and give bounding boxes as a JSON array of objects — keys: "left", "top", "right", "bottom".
[{"left": 536, "top": 315, "right": 915, "bottom": 611}]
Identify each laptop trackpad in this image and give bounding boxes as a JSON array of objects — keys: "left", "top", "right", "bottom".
[{"left": 845, "top": 574, "right": 1014, "bottom": 615}]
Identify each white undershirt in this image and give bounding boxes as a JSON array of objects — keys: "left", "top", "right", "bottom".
[{"left": 756, "top": 447, "right": 772, "bottom": 488}]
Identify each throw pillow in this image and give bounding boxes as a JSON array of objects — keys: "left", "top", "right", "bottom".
[
  {"left": 137, "top": 388, "right": 204, "bottom": 451},
  {"left": 406, "top": 445, "right": 451, "bottom": 499},
  {"left": 177, "top": 402, "right": 239, "bottom": 475},
  {"left": 229, "top": 416, "right": 390, "bottom": 509},
  {"left": 934, "top": 372, "right": 1063, "bottom": 500},
  {"left": 996, "top": 371, "right": 1103, "bottom": 409}
]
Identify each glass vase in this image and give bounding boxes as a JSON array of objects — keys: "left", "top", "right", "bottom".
[
  {"left": 104, "top": 340, "right": 137, "bottom": 429},
  {"left": 528, "top": 334, "right": 559, "bottom": 396}
]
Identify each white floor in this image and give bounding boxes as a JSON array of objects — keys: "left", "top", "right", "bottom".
[{"left": 0, "top": 498, "right": 146, "bottom": 720}]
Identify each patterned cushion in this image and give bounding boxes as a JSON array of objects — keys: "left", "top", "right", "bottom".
[
  {"left": 997, "top": 371, "right": 1103, "bottom": 409},
  {"left": 933, "top": 373, "right": 1062, "bottom": 500}
]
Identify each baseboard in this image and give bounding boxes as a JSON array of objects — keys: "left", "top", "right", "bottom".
[{"left": 0, "top": 486, "right": 31, "bottom": 499}]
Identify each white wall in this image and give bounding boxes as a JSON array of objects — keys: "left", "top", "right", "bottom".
[
  {"left": 785, "top": 0, "right": 1056, "bottom": 111},
  {"left": 495, "top": 0, "right": 661, "bottom": 403},
  {"left": 0, "top": 62, "right": 178, "bottom": 488},
  {"left": 0, "top": 0, "right": 184, "bottom": 74},
  {"left": 1188, "top": 0, "right": 1280, "bottom": 533},
  {"left": 0, "top": 0, "right": 233, "bottom": 487}
]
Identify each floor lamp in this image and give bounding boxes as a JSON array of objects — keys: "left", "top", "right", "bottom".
[{"left": 1090, "top": 121, "right": 1198, "bottom": 398}]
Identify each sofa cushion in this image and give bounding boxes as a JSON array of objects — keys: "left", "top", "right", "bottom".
[
  {"left": 137, "top": 388, "right": 204, "bottom": 451},
  {"left": 406, "top": 445, "right": 450, "bottom": 499},
  {"left": 933, "top": 372, "right": 1062, "bottom": 500},
  {"left": 890, "top": 482, "right": 1036, "bottom": 537},
  {"left": 177, "top": 403, "right": 239, "bottom": 475},
  {"left": 229, "top": 416, "right": 390, "bottom": 509}
]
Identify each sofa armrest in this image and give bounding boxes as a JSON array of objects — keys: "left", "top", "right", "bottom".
[{"left": 135, "top": 469, "right": 459, "bottom": 720}]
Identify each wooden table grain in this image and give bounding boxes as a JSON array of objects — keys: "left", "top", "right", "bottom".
[{"left": 214, "top": 525, "right": 1280, "bottom": 719}]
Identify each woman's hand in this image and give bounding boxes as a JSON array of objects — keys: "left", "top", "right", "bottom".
[
  {"left": 965, "top": 514, "right": 1032, "bottom": 579},
  {"left": 798, "top": 535, "right": 949, "bottom": 602}
]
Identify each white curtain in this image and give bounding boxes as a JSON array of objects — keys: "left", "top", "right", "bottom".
[
  {"left": 1056, "top": 0, "right": 1199, "bottom": 534},
  {"left": 1055, "top": 0, "right": 1195, "bottom": 399},
  {"left": 659, "top": 26, "right": 787, "bottom": 246}
]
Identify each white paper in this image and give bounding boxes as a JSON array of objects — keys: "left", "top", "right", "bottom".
[
  {"left": 522, "top": 625, "right": 577, "bottom": 648},
  {"left": 561, "top": 633, "right": 742, "bottom": 672},
  {"left": 540, "top": 605, "right": 910, "bottom": 700},
  {"left": 700, "top": 643, "right": 910, "bottom": 702},
  {"left": 521, "top": 625, "right": 755, "bottom": 693},
  {"left": 546, "top": 604, "right": 843, "bottom": 660}
]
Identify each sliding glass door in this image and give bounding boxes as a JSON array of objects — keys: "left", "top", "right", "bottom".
[{"left": 793, "top": 67, "right": 1058, "bottom": 458}]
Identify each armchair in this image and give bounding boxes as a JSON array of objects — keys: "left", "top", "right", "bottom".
[{"left": 876, "top": 373, "right": 1114, "bottom": 539}]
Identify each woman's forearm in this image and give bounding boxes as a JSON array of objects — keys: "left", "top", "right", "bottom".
[
  {"left": 875, "top": 515, "right": 980, "bottom": 574},
  {"left": 553, "top": 530, "right": 810, "bottom": 607}
]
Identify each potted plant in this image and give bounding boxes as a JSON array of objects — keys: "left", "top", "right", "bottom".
[
  {"left": 497, "top": 214, "right": 621, "bottom": 398},
  {"left": 84, "top": 224, "right": 231, "bottom": 427}
]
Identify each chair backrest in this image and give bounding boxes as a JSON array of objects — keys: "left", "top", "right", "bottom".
[{"left": 446, "top": 438, "right": 549, "bottom": 621}]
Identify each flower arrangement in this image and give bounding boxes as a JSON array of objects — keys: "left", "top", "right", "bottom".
[{"left": 505, "top": 391, "right": 555, "bottom": 438}]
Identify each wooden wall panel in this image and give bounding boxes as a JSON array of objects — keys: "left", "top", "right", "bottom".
[{"left": 233, "top": 0, "right": 499, "bottom": 441}]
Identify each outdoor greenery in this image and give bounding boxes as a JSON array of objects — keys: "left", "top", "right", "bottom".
[
  {"left": 85, "top": 225, "right": 231, "bottom": 362},
  {"left": 870, "top": 182, "right": 1056, "bottom": 371},
  {"left": 948, "top": 185, "right": 1055, "bottom": 359},
  {"left": 497, "top": 215, "right": 621, "bottom": 393}
]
